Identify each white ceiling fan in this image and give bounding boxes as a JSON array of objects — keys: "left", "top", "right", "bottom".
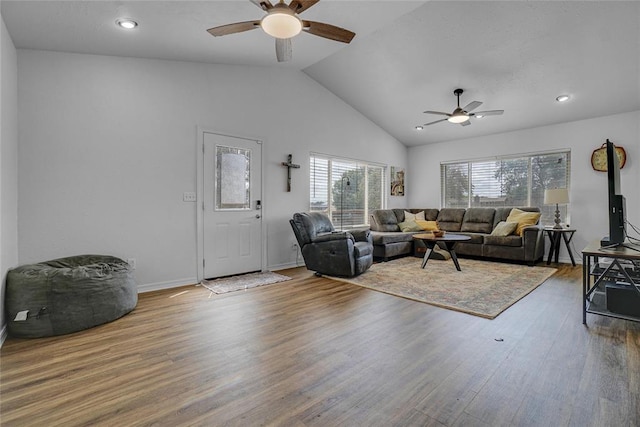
[{"left": 421, "top": 89, "right": 504, "bottom": 127}]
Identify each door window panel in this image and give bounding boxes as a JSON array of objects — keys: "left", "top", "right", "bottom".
[{"left": 216, "top": 146, "right": 251, "bottom": 210}]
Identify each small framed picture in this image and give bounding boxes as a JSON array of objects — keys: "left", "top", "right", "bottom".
[{"left": 390, "top": 166, "right": 405, "bottom": 196}]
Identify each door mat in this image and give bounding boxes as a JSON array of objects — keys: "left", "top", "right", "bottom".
[{"left": 202, "top": 271, "right": 291, "bottom": 294}]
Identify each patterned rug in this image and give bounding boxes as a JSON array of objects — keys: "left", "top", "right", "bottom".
[
  {"left": 202, "top": 271, "right": 291, "bottom": 294},
  {"left": 328, "top": 257, "right": 556, "bottom": 319}
]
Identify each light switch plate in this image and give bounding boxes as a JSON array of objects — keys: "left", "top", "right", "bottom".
[{"left": 183, "top": 192, "right": 197, "bottom": 202}]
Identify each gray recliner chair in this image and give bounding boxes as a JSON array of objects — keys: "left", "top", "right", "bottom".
[{"left": 290, "top": 212, "right": 373, "bottom": 277}]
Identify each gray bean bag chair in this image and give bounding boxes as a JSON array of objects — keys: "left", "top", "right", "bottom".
[{"left": 5, "top": 255, "right": 137, "bottom": 338}]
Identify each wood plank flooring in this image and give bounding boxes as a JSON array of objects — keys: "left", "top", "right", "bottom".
[{"left": 1, "top": 263, "right": 639, "bottom": 426}]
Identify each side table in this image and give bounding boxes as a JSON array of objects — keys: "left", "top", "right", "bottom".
[{"left": 544, "top": 227, "right": 576, "bottom": 266}]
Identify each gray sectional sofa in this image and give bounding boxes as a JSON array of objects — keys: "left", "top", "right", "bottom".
[{"left": 369, "top": 207, "right": 545, "bottom": 265}]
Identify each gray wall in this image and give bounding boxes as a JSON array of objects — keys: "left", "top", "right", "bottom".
[
  {"left": 408, "top": 111, "right": 640, "bottom": 263},
  {"left": 1, "top": 14, "right": 19, "bottom": 343},
  {"left": 16, "top": 50, "right": 408, "bottom": 291}
]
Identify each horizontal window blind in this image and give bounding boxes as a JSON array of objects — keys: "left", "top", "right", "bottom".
[
  {"left": 441, "top": 150, "right": 571, "bottom": 225},
  {"left": 310, "top": 154, "right": 386, "bottom": 229}
]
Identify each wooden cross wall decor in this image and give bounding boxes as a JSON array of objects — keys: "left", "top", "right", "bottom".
[{"left": 281, "top": 154, "right": 300, "bottom": 192}]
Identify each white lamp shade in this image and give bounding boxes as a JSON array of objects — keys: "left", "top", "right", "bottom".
[
  {"left": 544, "top": 188, "right": 569, "bottom": 205},
  {"left": 261, "top": 12, "right": 302, "bottom": 38},
  {"left": 447, "top": 114, "right": 469, "bottom": 123}
]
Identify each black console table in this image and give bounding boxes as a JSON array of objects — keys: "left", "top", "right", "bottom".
[{"left": 582, "top": 240, "right": 640, "bottom": 324}]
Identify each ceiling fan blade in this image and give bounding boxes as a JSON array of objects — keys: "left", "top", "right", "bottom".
[
  {"left": 471, "top": 110, "right": 504, "bottom": 116},
  {"left": 250, "top": 0, "right": 273, "bottom": 11},
  {"left": 289, "top": 0, "right": 319, "bottom": 14},
  {"left": 462, "top": 101, "right": 482, "bottom": 112},
  {"left": 460, "top": 120, "right": 472, "bottom": 126},
  {"left": 276, "top": 38, "right": 292, "bottom": 62},
  {"left": 302, "top": 21, "right": 356, "bottom": 43},
  {"left": 207, "top": 21, "right": 260, "bottom": 37},
  {"left": 423, "top": 118, "right": 448, "bottom": 126},
  {"left": 423, "top": 110, "right": 450, "bottom": 116}
]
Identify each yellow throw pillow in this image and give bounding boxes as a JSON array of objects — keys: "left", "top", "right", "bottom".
[
  {"left": 506, "top": 209, "right": 541, "bottom": 236},
  {"left": 415, "top": 220, "right": 439, "bottom": 231},
  {"left": 404, "top": 210, "right": 425, "bottom": 221},
  {"left": 491, "top": 221, "right": 518, "bottom": 237}
]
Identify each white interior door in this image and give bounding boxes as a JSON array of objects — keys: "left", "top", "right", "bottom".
[{"left": 202, "top": 132, "right": 262, "bottom": 279}]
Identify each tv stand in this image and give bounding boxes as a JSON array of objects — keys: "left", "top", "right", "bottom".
[
  {"left": 582, "top": 240, "right": 640, "bottom": 324},
  {"left": 599, "top": 237, "right": 640, "bottom": 253}
]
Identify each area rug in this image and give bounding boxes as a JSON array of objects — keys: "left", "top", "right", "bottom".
[
  {"left": 327, "top": 257, "right": 556, "bottom": 319},
  {"left": 202, "top": 271, "right": 291, "bottom": 294}
]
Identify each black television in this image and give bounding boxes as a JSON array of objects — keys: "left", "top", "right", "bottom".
[{"left": 602, "top": 139, "right": 626, "bottom": 247}]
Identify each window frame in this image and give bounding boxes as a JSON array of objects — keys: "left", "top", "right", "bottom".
[
  {"left": 309, "top": 153, "right": 387, "bottom": 229},
  {"left": 440, "top": 149, "right": 571, "bottom": 225}
]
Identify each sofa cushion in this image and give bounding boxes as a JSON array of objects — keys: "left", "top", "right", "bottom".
[
  {"left": 423, "top": 209, "right": 440, "bottom": 221},
  {"left": 436, "top": 208, "right": 466, "bottom": 232},
  {"left": 370, "top": 210, "right": 400, "bottom": 232},
  {"left": 506, "top": 208, "right": 542, "bottom": 236},
  {"left": 404, "top": 210, "right": 425, "bottom": 221},
  {"left": 491, "top": 221, "right": 518, "bottom": 237},
  {"left": 416, "top": 220, "right": 439, "bottom": 231},
  {"left": 460, "top": 208, "right": 495, "bottom": 234},
  {"left": 398, "top": 220, "right": 423, "bottom": 232},
  {"left": 484, "top": 235, "right": 523, "bottom": 247},
  {"left": 370, "top": 231, "right": 416, "bottom": 245},
  {"left": 457, "top": 232, "right": 485, "bottom": 244}
]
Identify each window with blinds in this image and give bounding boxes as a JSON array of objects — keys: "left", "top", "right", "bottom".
[
  {"left": 310, "top": 154, "right": 385, "bottom": 229},
  {"left": 441, "top": 150, "right": 571, "bottom": 225}
]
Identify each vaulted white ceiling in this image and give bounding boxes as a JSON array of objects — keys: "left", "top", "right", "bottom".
[{"left": 3, "top": 1, "right": 639, "bottom": 146}]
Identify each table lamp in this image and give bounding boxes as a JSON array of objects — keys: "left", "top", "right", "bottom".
[{"left": 544, "top": 188, "right": 569, "bottom": 229}]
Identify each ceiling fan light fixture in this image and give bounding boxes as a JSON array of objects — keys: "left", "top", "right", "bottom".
[
  {"left": 447, "top": 114, "right": 469, "bottom": 124},
  {"left": 261, "top": 9, "right": 302, "bottom": 39}
]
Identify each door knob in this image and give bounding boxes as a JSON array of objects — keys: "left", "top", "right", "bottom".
[{"left": 256, "top": 214, "right": 261, "bottom": 219}]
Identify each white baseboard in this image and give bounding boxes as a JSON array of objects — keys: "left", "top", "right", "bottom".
[
  {"left": 268, "top": 261, "right": 305, "bottom": 271},
  {"left": 137, "top": 266, "right": 308, "bottom": 293},
  {"left": 137, "top": 277, "right": 198, "bottom": 293},
  {"left": 0, "top": 324, "right": 7, "bottom": 348}
]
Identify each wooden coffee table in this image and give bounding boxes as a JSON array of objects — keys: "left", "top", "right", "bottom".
[{"left": 413, "top": 233, "right": 471, "bottom": 271}]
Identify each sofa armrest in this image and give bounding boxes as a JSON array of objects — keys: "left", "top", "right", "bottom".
[
  {"left": 522, "top": 225, "right": 545, "bottom": 262},
  {"left": 313, "top": 231, "right": 354, "bottom": 244},
  {"left": 349, "top": 229, "right": 372, "bottom": 244}
]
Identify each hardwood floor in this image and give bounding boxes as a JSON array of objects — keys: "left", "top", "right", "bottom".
[{"left": 1, "top": 263, "right": 639, "bottom": 426}]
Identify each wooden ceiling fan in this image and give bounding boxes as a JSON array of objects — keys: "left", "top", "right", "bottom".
[
  {"left": 207, "top": 0, "right": 356, "bottom": 62},
  {"left": 422, "top": 89, "right": 504, "bottom": 127}
]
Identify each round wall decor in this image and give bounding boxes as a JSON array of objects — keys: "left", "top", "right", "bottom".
[{"left": 591, "top": 143, "right": 626, "bottom": 172}]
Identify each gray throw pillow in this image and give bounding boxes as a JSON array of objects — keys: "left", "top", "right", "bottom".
[{"left": 491, "top": 221, "right": 518, "bottom": 236}]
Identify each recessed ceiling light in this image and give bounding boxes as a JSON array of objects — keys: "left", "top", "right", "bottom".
[
  {"left": 556, "top": 94, "right": 570, "bottom": 102},
  {"left": 475, "top": 114, "right": 484, "bottom": 119},
  {"left": 116, "top": 19, "right": 138, "bottom": 30},
  {"left": 415, "top": 126, "right": 424, "bottom": 131}
]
